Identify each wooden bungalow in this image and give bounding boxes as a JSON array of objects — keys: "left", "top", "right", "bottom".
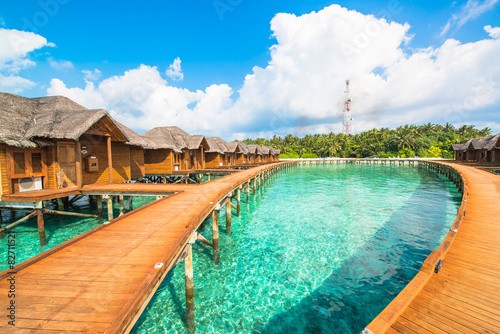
[
  {"left": 0, "top": 93, "right": 140, "bottom": 200},
  {"left": 232, "top": 141, "right": 250, "bottom": 165},
  {"left": 205, "top": 137, "right": 228, "bottom": 168},
  {"left": 142, "top": 126, "right": 209, "bottom": 171},
  {"left": 450, "top": 134, "right": 500, "bottom": 162},
  {"left": 247, "top": 145, "right": 265, "bottom": 163},
  {"left": 260, "top": 146, "right": 272, "bottom": 163},
  {"left": 141, "top": 129, "right": 183, "bottom": 175},
  {"left": 269, "top": 147, "right": 281, "bottom": 161}
]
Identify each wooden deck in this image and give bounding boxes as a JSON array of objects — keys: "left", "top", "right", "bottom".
[
  {"left": 0, "top": 162, "right": 288, "bottom": 333},
  {"left": 368, "top": 162, "right": 500, "bottom": 334}
]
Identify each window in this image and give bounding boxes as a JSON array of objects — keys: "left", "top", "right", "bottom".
[
  {"left": 13, "top": 152, "right": 26, "bottom": 174},
  {"left": 8, "top": 149, "right": 46, "bottom": 178}
]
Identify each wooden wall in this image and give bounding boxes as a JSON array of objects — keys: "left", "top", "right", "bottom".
[
  {"left": 46, "top": 145, "right": 58, "bottom": 189},
  {"left": 205, "top": 153, "right": 222, "bottom": 168},
  {"left": 0, "top": 144, "right": 7, "bottom": 197},
  {"left": 144, "top": 149, "right": 174, "bottom": 174},
  {"left": 111, "top": 143, "right": 131, "bottom": 183},
  {"left": 495, "top": 149, "right": 500, "bottom": 163},
  {"left": 130, "top": 147, "right": 145, "bottom": 179},
  {"left": 195, "top": 149, "right": 204, "bottom": 169},
  {"left": 236, "top": 153, "right": 246, "bottom": 165}
]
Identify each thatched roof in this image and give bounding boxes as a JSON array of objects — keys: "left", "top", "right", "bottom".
[
  {"left": 114, "top": 121, "right": 151, "bottom": 148},
  {"left": 247, "top": 144, "right": 264, "bottom": 155},
  {"left": 0, "top": 92, "right": 129, "bottom": 147},
  {"left": 260, "top": 146, "right": 271, "bottom": 155},
  {"left": 225, "top": 142, "right": 239, "bottom": 153},
  {"left": 471, "top": 134, "right": 500, "bottom": 151},
  {"left": 231, "top": 141, "right": 249, "bottom": 155},
  {"left": 450, "top": 134, "right": 500, "bottom": 152},
  {"left": 142, "top": 126, "right": 207, "bottom": 152},
  {"left": 206, "top": 137, "right": 229, "bottom": 154}
]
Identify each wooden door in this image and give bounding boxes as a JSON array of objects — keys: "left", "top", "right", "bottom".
[{"left": 58, "top": 143, "right": 77, "bottom": 187}]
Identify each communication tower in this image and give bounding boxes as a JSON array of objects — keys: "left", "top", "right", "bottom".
[{"left": 342, "top": 80, "right": 353, "bottom": 134}]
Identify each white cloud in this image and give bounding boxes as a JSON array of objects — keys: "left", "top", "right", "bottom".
[
  {"left": 48, "top": 64, "right": 234, "bottom": 134},
  {"left": 439, "top": 0, "right": 499, "bottom": 37},
  {"left": 48, "top": 57, "right": 74, "bottom": 70},
  {"left": 47, "top": 5, "right": 500, "bottom": 138},
  {"left": 0, "top": 28, "right": 52, "bottom": 92},
  {"left": 485, "top": 25, "right": 500, "bottom": 39},
  {"left": 82, "top": 68, "right": 102, "bottom": 81},
  {"left": 165, "top": 57, "right": 183, "bottom": 81}
]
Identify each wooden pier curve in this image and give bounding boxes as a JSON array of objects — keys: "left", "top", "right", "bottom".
[
  {"left": 367, "top": 161, "right": 500, "bottom": 334},
  {"left": 0, "top": 162, "right": 293, "bottom": 333}
]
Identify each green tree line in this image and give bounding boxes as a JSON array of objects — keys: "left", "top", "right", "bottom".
[{"left": 242, "top": 124, "right": 493, "bottom": 159}]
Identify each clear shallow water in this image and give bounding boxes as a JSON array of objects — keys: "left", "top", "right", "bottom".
[
  {"left": 132, "top": 164, "right": 461, "bottom": 334},
  {"left": 0, "top": 196, "right": 156, "bottom": 272}
]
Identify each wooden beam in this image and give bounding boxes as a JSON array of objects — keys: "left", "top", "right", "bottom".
[
  {"left": 36, "top": 209, "right": 47, "bottom": 246},
  {"left": 107, "top": 135, "right": 113, "bottom": 183},
  {"left": 75, "top": 140, "right": 82, "bottom": 188},
  {"left": 106, "top": 195, "right": 113, "bottom": 222},
  {"left": 226, "top": 199, "right": 232, "bottom": 235},
  {"left": 43, "top": 209, "right": 98, "bottom": 218},
  {"left": 0, "top": 211, "right": 36, "bottom": 233},
  {"left": 196, "top": 232, "right": 212, "bottom": 247},
  {"left": 237, "top": 188, "right": 241, "bottom": 215},
  {"left": 97, "top": 195, "right": 103, "bottom": 223},
  {"left": 212, "top": 209, "right": 219, "bottom": 264},
  {"left": 119, "top": 195, "right": 125, "bottom": 216},
  {"left": 185, "top": 235, "right": 196, "bottom": 334}
]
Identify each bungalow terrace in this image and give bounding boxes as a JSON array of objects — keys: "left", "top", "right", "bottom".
[
  {"left": 0, "top": 92, "right": 145, "bottom": 199},
  {"left": 142, "top": 126, "right": 209, "bottom": 172},
  {"left": 450, "top": 134, "right": 500, "bottom": 162}
]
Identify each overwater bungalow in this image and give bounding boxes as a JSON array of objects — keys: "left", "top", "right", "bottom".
[
  {"left": 233, "top": 141, "right": 250, "bottom": 165},
  {"left": 450, "top": 134, "right": 500, "bottom": 162},
  {"left": 247, "top": 144, "right": 264, "bottom": 163},
  {"left": 0, "top": 92, "right": 138, "bottom": 199},
  {"left": 205, "top": 137, "right": 229, "bottom": 168},
  {"left": 142, "top": 126, "right": 209, "bottom": 171}
]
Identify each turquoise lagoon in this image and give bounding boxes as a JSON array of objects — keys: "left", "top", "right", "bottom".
[{"left": 131, "top": 164, "right": 461, "bottom": 334}]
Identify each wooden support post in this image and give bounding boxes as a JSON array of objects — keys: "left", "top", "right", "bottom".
[
  {"left": 226, "top": 199, "right": 232, "bottom": 235},
  {"left": 237, "top": 188, "right": 241, "bottom": 215},
  {"left": 97, "top": 195, "right": 103, "bottom": 223},
  {"left": 36, "top": 209, "right": 47, "bottom": 246},
  {"left": 57, "top": 198, "right": 64, "bottom": 211},
  {"left": 185, "top": 235, "right": 196, "bottom": 334},
  {"left": 253, "top": 178, "right": 257, "bottom": 193},
  {"left": 0, "top": 209, "right": 2, "bottom": 227},
  {"left": 208, "top": 173, "right": 211, "bottom": 181},
  {"left": 163, "top": 175, "right": 167, "bottom": 184},
  {"left": 119, "top": 195, "right": 125, "bottom": 216},
  {"left": 212, "top": 210, "right": 219, "bottom": 264},
  {"left": 246, "top": 182, "right": 250, "bottom": 202},
  {"left": 106, "top": 195, "right": 113, "bottom": 222},
  {"left": 107, "top": 135, "right": 113, "bottom": 183}
]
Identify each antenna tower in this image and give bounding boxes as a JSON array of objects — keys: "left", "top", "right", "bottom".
[{"left": 342, "top": 80, "right": 352, "bottom": 134}]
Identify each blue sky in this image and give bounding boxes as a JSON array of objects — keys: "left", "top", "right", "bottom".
[{"left": 1, "top": 0, "right": 499, "bottom": 139}]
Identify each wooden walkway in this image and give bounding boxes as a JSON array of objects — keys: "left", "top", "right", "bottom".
[
  {"left": 368, "top": 162, "right": 500, "bottom": 334},
  {"left": 0, "top": 162, "right": 290, "bottom": 333}
]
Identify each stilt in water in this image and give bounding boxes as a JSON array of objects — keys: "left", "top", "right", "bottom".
[
  {"left": 119, "top": 195, "right": 125, "bottom": 216},
  {"left": 97, "top": 195, "right": 103, "bottom": 223},
  {"left": 236, "top": 188, "right": 241, "bottom": 216},
  {"left": 185, "top": 234, "right": 196, "bottom": 334},
  {"left": 212, "top": 210, "right": 219, "bottom": 264},
  {"left": 106, "top": 195, "right": 113, "bottom": 222},
  {"left": 57, "top": 198, "right": 64, "bottom": 211},
  {"left": 36, "top": 209, "right": 47, "bottom": 246},
  {"left": 226, "top": 199, "right": 232, "bottom": 235},
  {"left": 0, "top": 209, "right": 3, "bottom": 228}
]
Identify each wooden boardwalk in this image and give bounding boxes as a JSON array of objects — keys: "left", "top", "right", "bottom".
[
  {"left": 368, "top": 162, "right": 500, "bottom": 334},
  {"left": 0, "top": 162, "right": 290, "bottom": 333}
]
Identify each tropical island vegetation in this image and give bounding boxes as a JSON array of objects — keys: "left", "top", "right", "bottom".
[{"left": 242, "top": 123, "right": 493, "bottom": 159}]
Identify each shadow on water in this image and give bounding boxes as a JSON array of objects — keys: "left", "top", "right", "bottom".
[{"left": 259, "top": 169, "right": 460, "bottom": 334}]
